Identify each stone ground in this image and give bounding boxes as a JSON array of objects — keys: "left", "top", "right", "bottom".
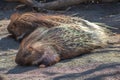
[{"left": 0, "top": 1, "right": 120, "bottom": 80}]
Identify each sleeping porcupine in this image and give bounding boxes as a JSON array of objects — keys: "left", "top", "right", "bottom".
[
  {"left": 7, "top": 12, "right": 110, "bottom": 41},
  {"left": 15, "top": 20, "right": 110, "bottom": 67},
  {"left": 7, "top": 12, "right": 78, "bottom": 41}
]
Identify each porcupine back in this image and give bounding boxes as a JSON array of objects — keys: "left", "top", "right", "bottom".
[{"left": 30, "top": 22, "right": 110, "bottom": 59}]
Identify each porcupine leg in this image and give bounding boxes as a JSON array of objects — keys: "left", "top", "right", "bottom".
[{"left": 32, "top": 50, "right": 60, "bottom": 68}]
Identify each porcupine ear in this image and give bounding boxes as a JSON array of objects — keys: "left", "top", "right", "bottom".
[{"left": 31, "top": 43, "right": 60, "bottom": 67}]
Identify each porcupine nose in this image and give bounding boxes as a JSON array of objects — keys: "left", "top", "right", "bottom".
[{"left": 15, "top": 50, "right": 26, "bottom": 66}]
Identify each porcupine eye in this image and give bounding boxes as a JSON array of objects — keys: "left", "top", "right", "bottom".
[
  {"left": 22, "top": 52, "right": 30, "bottom": 57},
  {"left": 22, "top": 47, "right": 33, "bottom": 58},
  {"left": 13, "top": 23, "right": 16, "bottom": 28}
]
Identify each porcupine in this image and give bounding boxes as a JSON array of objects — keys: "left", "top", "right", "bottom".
[
  {"left": 7, "top": 12, "right": 110, "bottom": 41},
  {"left": 15, "top": 19, "right": 110, "bottom": 67}
]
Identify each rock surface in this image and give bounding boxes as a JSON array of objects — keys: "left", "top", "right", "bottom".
[{"left": 0, "top": 2, "right": 120, "bottom": 80}]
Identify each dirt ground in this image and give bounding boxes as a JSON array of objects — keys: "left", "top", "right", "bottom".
[{"left": 0, "top": 2, "right": 120, "bottom": 80}]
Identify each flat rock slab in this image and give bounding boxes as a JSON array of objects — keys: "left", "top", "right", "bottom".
[{"left": 0, "top": 2, "right": 120, "bottom": 80}]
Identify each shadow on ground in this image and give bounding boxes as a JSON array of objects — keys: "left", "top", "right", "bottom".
[
  {"left": 6, "top": 65, "right": 37, "bottom": 74},
  {"left": 66, "top": 3, "right": 120, "bottom": 33},
  {"left": 0, "top": 35, "right": 19, "bottom": 51},
  {"left": 0, "top": 0, "right": 32, "bottom": 20},
  {"left": 53, "top": 63, "right": 120, "bottom": 80}
]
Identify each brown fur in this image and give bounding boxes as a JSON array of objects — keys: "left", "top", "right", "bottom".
[
  {"left": 7, "top": 12, "right": 75, "bottom": 40},
  {"left": 15, "top": 18, "right": 111, "bottom": 67}
]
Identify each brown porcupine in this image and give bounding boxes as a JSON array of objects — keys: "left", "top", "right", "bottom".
[
  {"left": 15, "top": 19, "right": 110, "bottom": 67},
  {"left": 8, "top": 12, "right": 109, "bottom": 41},
  {"left": 7, "top": 12, "right": 80, "bottom": 41}
]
